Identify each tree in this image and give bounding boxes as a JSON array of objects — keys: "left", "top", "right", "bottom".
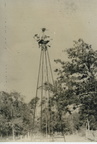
[
  {"left": 49, "top": 39, "right": 97, "bottom": 132},
  {"left": 0, "top": 91, "right": 34, "bottom": 139}
]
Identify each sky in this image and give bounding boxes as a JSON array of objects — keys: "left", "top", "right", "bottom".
[{"left": 0, "top": 0, "right": 97, "bottom": 102}]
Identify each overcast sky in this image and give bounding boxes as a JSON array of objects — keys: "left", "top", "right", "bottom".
[{"left": 0, "top": 0, "right": 97, "bottom": 102}]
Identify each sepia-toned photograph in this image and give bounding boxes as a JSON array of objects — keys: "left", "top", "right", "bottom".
[{"left": 0, "top": 0, "right": 97, "bottom": 142}]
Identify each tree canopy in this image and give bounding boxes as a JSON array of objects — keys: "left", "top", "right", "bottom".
[{"left": 53, "top": 39, "right": 97, "bottom": 131}]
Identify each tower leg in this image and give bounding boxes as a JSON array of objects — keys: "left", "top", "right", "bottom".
[
  {"left": 40, "top": 50, "right": 44, "bottom": 132},
  {"left": 45, "top": 50, "right": 51, "bottom": 136},
  {"left": 33, "top": 50, "right": 43, "bottom": 131}
]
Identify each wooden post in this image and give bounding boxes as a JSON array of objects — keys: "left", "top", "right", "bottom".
[
  {"left": 86, "top": 118, "right": 90, "bottom": 139},
  {"left": 12, "top": 124, "right": 15, "bottom": 141}
]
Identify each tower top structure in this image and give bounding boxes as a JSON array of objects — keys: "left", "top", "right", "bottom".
[{"left": 34, "top": 28, "right": 51, "bottom": 50}]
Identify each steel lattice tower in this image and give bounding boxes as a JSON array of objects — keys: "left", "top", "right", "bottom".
[{"left": 33, "top": 28, "right": 54, "bottom": 136}]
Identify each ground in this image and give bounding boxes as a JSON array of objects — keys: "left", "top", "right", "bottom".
[
  {"left": 0, "top": 133, "right": 96, "bottom": 142},
  {"left": 0, "top": 134, "right": 93, "bottom": 142},
  {"left": 65, "top": 134, "right": 91, "bottom": 142}
]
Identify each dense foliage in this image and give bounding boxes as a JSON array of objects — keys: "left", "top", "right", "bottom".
[
  {"left": 0, "top": 91, "right": 37, "bottom": 138},
  {"left": 50, "top": 39, "right": 97, "bottom": 132}
]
